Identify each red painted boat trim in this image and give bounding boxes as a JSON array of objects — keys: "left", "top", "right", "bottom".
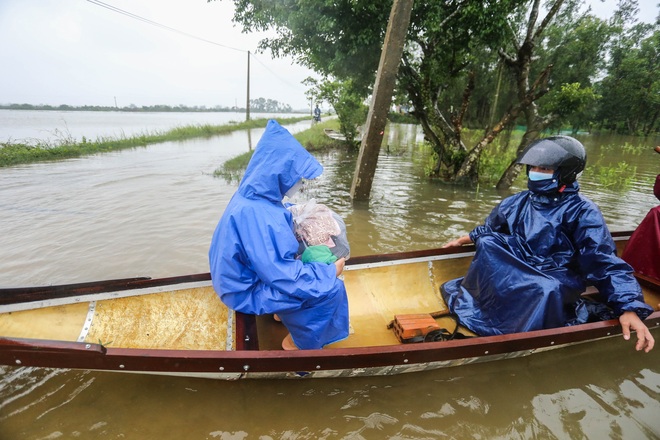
[{"left": 1, "top": 312, "right": 658, "bottom": 375}]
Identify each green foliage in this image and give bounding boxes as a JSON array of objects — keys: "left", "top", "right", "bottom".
[
  {"left": 476, "top": 145, "right": 520, "bottom": 185},
  {"left": 620, "top": 142, "right": 647, "bottom": 155},
  {"left": 214, "top": 150, "right": 254, "bottom": 182},
  {"left": 419, "top": 142, "right": 439, "bottom": 177},
  {"left": 387, "top": 112, "right": 417, "bottom": 124},
  {"left": 222, "top": 0, "right": 658, "bottom": 189},
  {"left": 294, "top": 119, "right": 344, "bottom": 151},
  {"left": 599, "top": 141, "right": 647, "bottom": 156},
  {"left": 584, "top": 138, "right": 644, "bottom": 189},
  {"left": 416, "top": 129, "right": 523, "bottom": 183},
  {"left": 0, "top": 117, "right": 308, "bottom": 168},
  {"left": 545, "top": 83, "right": 599, "bottom": 117},
  {"left": 249, "top": 97, "right": 292, "bottom": 112},
  {"left": 213, "top": 119, "right": 344, "bottom": 182},
  {"left": 586, "top": 161, "right": 638, "bottom": 189},
  {"left": 544, "top": 83, "right": 601, "bottom": 133},
  {"left": 596, "top": 11, "right": 659, "bottom": 135},
  {"left": 305, "top": 78, "right": 367, "bottom": 145}
]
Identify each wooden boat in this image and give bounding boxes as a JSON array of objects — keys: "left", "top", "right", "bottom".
[
  {"left": 1, "top": 231, "right": 658, "bottom": 380},
  {"left": 323, "top": 128, "right": 363, "bottom": 142}
]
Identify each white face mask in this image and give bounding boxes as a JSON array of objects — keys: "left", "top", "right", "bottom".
[
  {"left": 285, "top": 179, "right": 303, "bottom": 197},
  {"left": 528, "top": 171, "right": 554, "bottom": 181}
]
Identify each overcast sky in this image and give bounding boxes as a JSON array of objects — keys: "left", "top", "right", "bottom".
[{"left": 0, "top": 0, "right": 657, "bottom": 111}]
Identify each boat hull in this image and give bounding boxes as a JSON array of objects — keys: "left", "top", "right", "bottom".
[
  {"left": 1, "top": 232, "right": 658, "bottom": 380},
  {"left": 3, "top": 316, "right": 658, "bottom": 380}
]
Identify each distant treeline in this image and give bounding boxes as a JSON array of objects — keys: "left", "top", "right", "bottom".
[{"left": 0, "top": 98, "right": 305, "bottom": 114}]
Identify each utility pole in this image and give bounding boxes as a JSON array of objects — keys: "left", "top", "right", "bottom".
[
  {"left": 246, "top": 51, "right": 251, "bottom": 121},
  {"left": 350, "top": 0, "right": 413, "bottom": 201}
]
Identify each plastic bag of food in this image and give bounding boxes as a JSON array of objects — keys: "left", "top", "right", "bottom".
[{"left": 288, "top": 199, "right": 350, "bottom": 260}]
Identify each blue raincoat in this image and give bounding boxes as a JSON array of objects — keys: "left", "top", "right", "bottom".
[
  {"left": 208, "top": 120, "right": 349, "bottom": 349},
  {"left": 441, "top": 177, "right": 653, "bottom": 336}
]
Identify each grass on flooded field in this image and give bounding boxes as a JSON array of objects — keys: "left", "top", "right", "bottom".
[
  {"left": 0, "top": 116, "right": 309, "bottom": 168},
  {"left": 214, "top": 119, "right": 345, "bottom": 182}
]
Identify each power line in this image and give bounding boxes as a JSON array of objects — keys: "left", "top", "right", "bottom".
[
  {"left": 86, "top": 0, "right": 310, "bottom": 93},
  {"left": 86, "top": 0, "right": 246, "bottom": 53},
  {"left": 250, "top": 53, "right": 310, "bottom": 91}
]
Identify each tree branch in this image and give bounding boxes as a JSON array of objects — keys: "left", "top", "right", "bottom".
[
  {"left": 533, "top": 0, "right": 566, "bottom": 42},
  {"left": 526, "top": 0, "right": 541, "bottom": 43}
]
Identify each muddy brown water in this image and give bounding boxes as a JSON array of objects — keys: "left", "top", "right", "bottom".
[{"left": 1, "top": 115, "right": 659, "bottom": 439}]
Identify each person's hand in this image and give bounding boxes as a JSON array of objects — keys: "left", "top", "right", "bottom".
[
  {"left": 334, "top": 258, "right": 345, "bottom": 277},
  {"left": 619, "top": 311, "right": 655, "bottom": 352},
  {"left": 442, "top": 235, "right": 471, "bottom": 248},
  {"left": 442, "top": 239, "right": 463, "bottom": 248}
]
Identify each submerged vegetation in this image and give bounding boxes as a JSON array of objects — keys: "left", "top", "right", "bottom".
[
  {"left": 215, "top": 120, "right": 642, "bottom": 191},
  {"left": 583, "top": 141, "right": 645, "bottom": 189},
  {"left": 2, "top": 111, "right": 642, "bottom": 192},
  {"left": 0, "top": 117, "right": 308, "bottom": 168},
  {"left": 587, "top": 162, "right": 638, "bottom": 189},
  {"left": 213, "top": 119, "right": 344, "bottom": 182}
]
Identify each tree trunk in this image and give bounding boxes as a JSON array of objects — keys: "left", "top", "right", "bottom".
[
  {"left": 457, "top": 85, "right": 547, "bottom": 183},
  {"left": 350, "top": 0, "right": 413, "bottom": 200},
  {"left": 495, "top": 128, "right": 540, "bottom": 188},
  {"left": 493, "top": 0, "right": 565, "bottom": 189}
]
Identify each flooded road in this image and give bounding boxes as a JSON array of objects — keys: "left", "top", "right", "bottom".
[{"left": 1, "top": 114, "right": 659, "bottom": 439}]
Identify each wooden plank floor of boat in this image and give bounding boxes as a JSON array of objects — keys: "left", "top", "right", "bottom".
[
  {"left": 0, "top": 257, "right": 475, "bottom": 351},
  {"left": 0, "top": 286, "right": 230, "bottom": 351}
]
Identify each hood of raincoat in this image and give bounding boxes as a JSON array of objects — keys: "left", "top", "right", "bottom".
[{"left": 238, "top": 120, "right": 323, "bottom": 203}]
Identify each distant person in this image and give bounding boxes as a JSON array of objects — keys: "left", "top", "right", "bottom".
[
  {"left": 442, "top": 136, "right": 654, "bottom": 352},
  {"left": 208, "top": 120, "right": 349, "bottom": 350},
  {"left": 621, "top": 147, "right": 660, "bottom": 281},
  {"left": 313, "top": 105, "right": 321, "bottom": 123}
]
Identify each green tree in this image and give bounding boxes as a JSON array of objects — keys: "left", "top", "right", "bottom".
[
  {"left": 493, "top": 0, "right": 617, "bottom": 188},
  {"left": 221, "top": 0, "right": 524, "bottom": 181},
  {"left": 221, "top": 0, "right": 629, "bottom": 188},
  {"left": 304, "top": 78, "right": 368, "bottom": 145},
  {"left": 597, "top": 26, "right": 659, "bottom": 135}
]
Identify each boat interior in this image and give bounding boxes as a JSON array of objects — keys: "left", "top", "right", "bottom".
[{"left": 0, "top": 240, "right": 659, "bottom": 353}]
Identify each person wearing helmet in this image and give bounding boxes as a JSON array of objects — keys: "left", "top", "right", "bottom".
[
  {"left": 442, "top": 136, "right": 654, "bottom": 352},
  {"left": 208, "top": 120, "right": 349, "bottom": 350}
]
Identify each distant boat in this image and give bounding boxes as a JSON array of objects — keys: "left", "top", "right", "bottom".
[
  {"left": 0, "top": 231, "right": 658, "bottom": 380},
  {"left": 323, "top": 128, "right": 362, "bottom": 142}
]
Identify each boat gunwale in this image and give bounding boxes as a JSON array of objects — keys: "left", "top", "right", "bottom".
[
  {"left": 0, "top": 245, "right": 479, "bottom": 311},
  {"left": 2, "top": 310, "right": 658, "bottom": 375},
  {"left": 0, "top": 230, "right": 632, "bottom": 306}
]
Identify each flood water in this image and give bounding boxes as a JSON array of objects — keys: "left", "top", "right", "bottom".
[{"left": 1, "top": 110, "right": 659, "bottom": 439}]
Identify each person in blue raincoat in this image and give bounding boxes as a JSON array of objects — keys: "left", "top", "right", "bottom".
[
  {"left": 442, "top": 136, "right": 655, "bottom": 352},
  {"left": 208, "top": 120, "right": 349, "bottom": 350}
]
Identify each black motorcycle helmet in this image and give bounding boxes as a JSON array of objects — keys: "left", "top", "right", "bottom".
[{"left": 517, "top": 136, "right": 587, "bottom": 186}]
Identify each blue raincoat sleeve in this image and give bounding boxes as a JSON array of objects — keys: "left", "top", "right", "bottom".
[
  {"left": 230, "top": 200, "right": 339, "bottom": 306},
  {"left": 568, "top": 199, "right": 651, "bottom": 318}
]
